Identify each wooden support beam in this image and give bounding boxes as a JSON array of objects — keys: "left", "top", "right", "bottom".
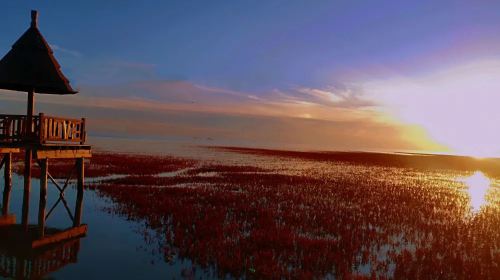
[
  {"left": 32, "top": 224, "right": 87, "bottom": 248},
  {"left": 2, "top": 153, "right": 12, "bottom": 215},
  {"left": 35, "top": 149, "right": 91, "bottom": 159},
  {"left": 0, "top": 148, "right": 20, "bottom": 154},
  {"left": 38, "top": 159, "right": 48, "bottom": 238},
  {"left": 74, "top": 158, "right": 84, "bottom": 227},
  {"left": 0, "top": 156, "right": 5, "bottom": 171},
  {"left": 22, "top": 149, "right": 32, "bottom": 230}
]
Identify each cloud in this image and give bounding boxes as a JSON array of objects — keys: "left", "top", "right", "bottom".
[
  {"left": 71, "top": 81, "right": 383, "bottom": 124},
  {"left": 266, "top": 85, "right": 376, "bottom": 109},
  {"left": 293, "top": 86, "right": 376, "bottom": 108},
  {"left": 0, "top": 95, "right": 432, "bottom": 152},
  {"left": 0, "top": 77, "right": 441, "bottom": 153},
  {"left": 50, "top": 44, "right": 82, "bottom": 58}
]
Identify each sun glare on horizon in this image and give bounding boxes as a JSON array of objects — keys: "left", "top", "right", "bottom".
[{"left": 367, "top": 59, "right": 500, "bottom": 158}]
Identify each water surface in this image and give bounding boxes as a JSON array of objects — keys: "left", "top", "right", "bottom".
[{"left": 0, "top": 145, "right": 498, "bottom": 279}]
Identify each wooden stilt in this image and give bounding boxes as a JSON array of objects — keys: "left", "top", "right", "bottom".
[
  {"left": 2, "top": 153, "right": 12, "bottom": 215},
  {"left": 38, "top": 159, "right": 48, "bottom": 237},
  {"left": 22, "top": 149, "right": 32, "bottom": 230},
  {"left": 74, "top": 158, "right": 84, "bottom": 227},
  {"left": 23, "top": 89, "right": 35, "bottom": 230},
  {"left": 15, "top": 258, "right": 26, "bottom": 280}
]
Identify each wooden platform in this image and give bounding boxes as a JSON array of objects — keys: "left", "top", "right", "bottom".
[
  {"left": 0, "top": 143, "right": 91, "bottom": 159},
  {"left": 0, "top": 223, "right": 87, "bottom": 250}
]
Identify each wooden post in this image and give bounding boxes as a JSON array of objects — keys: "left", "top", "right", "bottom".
[
  {"left": 23, "top": 89, "right": 35, "bottom": 230},
  {"left": 2, "top": 153, "right": 12, "bottom": 215},
  {"left": 74, "top": 158, "right": 84, "bottom": 226},
  {"left": 39, "top": 113, "right": 45, "bottom": 144},
  {"left": 80, "top": 118, "right": 86, "bottom": 144},
  {"left": 22, "top": 150, "right": 32, "bottom": 230},
  {"left": 38, "top": 159, "right": 48, "bottom": 237},
  {"left": 27, "top": 89, "right": 35, "bottom": 136}
]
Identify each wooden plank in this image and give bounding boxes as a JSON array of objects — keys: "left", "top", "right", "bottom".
[
  {"left": 0, "top": 214, "right": 16, "bottom": 226},
  {"left": 42, "top": 115, "right": 83, "bottom": 123},
  {"left": 0, "top": 148, "right": 20, "bottom": 153},
  {"left": 32, "top": 225, "right": 87, "bottom": 249},
  {"left": 35, "top": 149, "right": 91, "bottom": 159}
]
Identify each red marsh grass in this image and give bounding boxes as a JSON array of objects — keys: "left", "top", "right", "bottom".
[{"left": 89, "top": 149, "right": 500, "bottom": 279}]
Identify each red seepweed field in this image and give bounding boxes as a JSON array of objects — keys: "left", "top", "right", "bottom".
[{"left": 21, "top": 148, "right": 499, "bottom": 279}]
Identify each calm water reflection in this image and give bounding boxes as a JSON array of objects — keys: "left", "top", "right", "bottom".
[{"left": 0, "top": 174, "right": 206, "bottom": 279}]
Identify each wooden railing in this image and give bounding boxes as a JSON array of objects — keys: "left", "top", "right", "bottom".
[
  {"left": 38, "top": 113, "right": 86, "bottom": 144},
  {"left": 0, "top": 114, "right": 86, "bottom": 145},
  {"left": 0, "top": 114, "right": 40, "bottom": 142}
]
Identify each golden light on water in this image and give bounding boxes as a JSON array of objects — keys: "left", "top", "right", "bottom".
[{"left": 460, "top": 171, "right": 491, "bottom": 213}]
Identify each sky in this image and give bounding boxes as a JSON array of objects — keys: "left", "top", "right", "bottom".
[{"left": 2, "top": 1, "right": 500, "bottom": 156}]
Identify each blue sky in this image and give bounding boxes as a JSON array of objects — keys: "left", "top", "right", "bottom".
[
  {"left": 2, "top": 1, "right": 500, "bottom": 154},
  {"left": 3, "top": 1, "right": 500, "bottom": 90}
]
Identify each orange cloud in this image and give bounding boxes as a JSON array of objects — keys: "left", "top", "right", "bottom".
[{"left": 0, "top": 79, "right": 442, "bottom": 153}]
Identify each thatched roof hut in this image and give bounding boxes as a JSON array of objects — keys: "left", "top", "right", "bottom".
[{"left": 0, "top": 10, "right": 76, "bottom": 95}]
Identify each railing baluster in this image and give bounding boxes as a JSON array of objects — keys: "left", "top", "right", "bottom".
[
  {"left": 39, "top": 113, "right": 44, "bottom": 144},
  {"left": 49, "top": 119, "right": 52, "bottom": 140}
]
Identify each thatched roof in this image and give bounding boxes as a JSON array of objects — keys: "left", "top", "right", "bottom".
[{"left": 0, "top": 10, "right": 77, "bottom": 94}]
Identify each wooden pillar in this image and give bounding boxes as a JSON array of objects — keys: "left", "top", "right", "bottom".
[
  {"left": 38, "top": 159, "right": 48, "bottom": 237},
  {"left": 27, "top": 90, "right": 35, "bottom": 127},
  {"left": 23, "top": 89, "right": 35, "bottom": 230},
  {"left": 22, "top": 150, "right": 32, "bottom": 230},
  {"left": 74, "top": 158, "right": 84, "bottom": 227},
  {"left": 2, "top": 153, "right": 12, "bottom": 215}
]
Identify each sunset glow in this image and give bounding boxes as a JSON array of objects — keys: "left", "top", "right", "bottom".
[
  {"left": 1, "top": 2, "right": 500, "bottom": 156},
  {"left": 0, "top": 2, "right": 499, "bottom": 279},
  {"left": 366, "top": 59, "right": 500, "bottom": 157}
]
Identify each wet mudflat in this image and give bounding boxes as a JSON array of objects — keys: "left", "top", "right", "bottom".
[{"left": 2, "top": 147, "right": 499, "bottom": 279}]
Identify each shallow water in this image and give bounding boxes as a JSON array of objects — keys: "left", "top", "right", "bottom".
[
  {"left": 0, "top": 174, "right": 217, "bottom": 279},
  {"left": 0, "top": 144, "right": 499, "bottom": 279}
]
